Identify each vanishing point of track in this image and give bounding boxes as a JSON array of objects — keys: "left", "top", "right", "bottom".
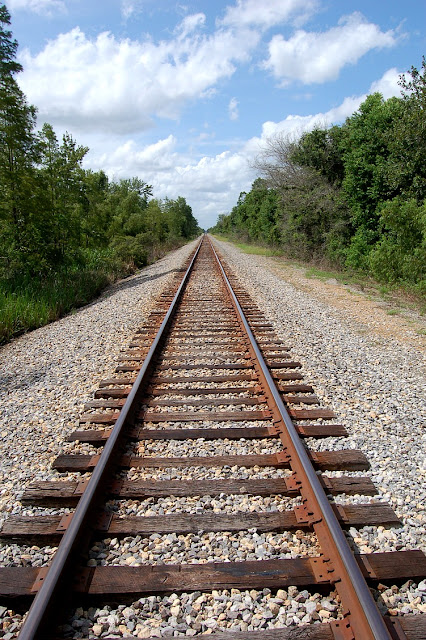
[{"left": 1, "top": 235, "right": 425, "bottom": 639}]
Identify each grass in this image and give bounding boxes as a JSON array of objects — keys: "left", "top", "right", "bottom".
[
  {"left": 212, "top": 235, "right": 282, "bottom": 257},
  {"left": 0, "top": 238, "right": 194, "bottom": 346},
  {"left": 305, "top": 266, "right": 343, "bottom": 282},
  {"left": 232, "top": 242, "right": 281, "bottom": 257},
  {"left": 0, "top": 268, "right": 112, "bottom": 345},
  {"left": 213, "top": 234, "right": 426, "bottom": 315}
]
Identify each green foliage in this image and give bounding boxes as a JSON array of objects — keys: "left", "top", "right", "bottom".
[
  {"left": 109, "top": 235, "right": 148, "bottom": 269},
  {"left": 369, "top": 198, "right": 425, "bottom": 288},
  {"left": 0, "top": 262, "right": 111, "bottom": 344},
  {"left": 340, "top": 93, "right": 404, "bottom": 230},
  {"left": 211, "top": 179, "right": 280, "bottom": 246},
  {"left": 345, "top": 227, "right": 376, "bottom": 271},
  {"left": 215, "top": 58, "right": 426, "bottom": 298},
  {"left": 163, "top": 196, "right": 199, "bottom": 239},
  {"left": 0, "top": 5, "right": 200, "bottom": 343},
  {"left": 290, "top": 125, "right": 345, "bottom": 186},
  {"left": 396, "top": 56, "right": 426, "bottom": 202},
  {"left": 0, "top": 4, "right": 21, "bottom": 77}
]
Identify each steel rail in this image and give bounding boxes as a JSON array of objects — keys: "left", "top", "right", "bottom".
[
  {"left": 208, "top": 236, "right": 392, "bottom": 640},
  {"left": 18, "top": 237, "right": 203, "bottom": 640}
]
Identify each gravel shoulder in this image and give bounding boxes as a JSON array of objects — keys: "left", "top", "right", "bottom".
[
  {"left": 0, "top": 236, "right": 425, "bottom": 637},
  {"left": 0, "top": 240, "right": 199, "bottom": 528},
  {"left": 259, "top": 254, "right": 425, "bottom": 353},
  {"left": 214, "top": 237, "right": 426, "bottom": 555}
]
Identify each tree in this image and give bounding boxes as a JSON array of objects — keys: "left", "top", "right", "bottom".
[
  {"left": 164, "top": 196, "right": 198, "bottom": 239},
  {"left": 80, "top": 169, "right": 110, "bottom": 247},
  {"left": 0, "top": 5, "right": 40, "bottom": 274},
  {"left": 369, "top": 197, "right": 426, "bottom": 287},
  {"left": 107, "top": 178, "right": 153, "bottom": 239},
  {"left": 0, "top": 4, "right": 22, "bottom": 78},
  {"left": 339, "top": 93, "right": 404, "bottom": 230},
  {"left": 37, "top": 125, "right": 89, "bottom": 265},
  {"left": 290, "top": 125, "right": 345, "bottom": 186},
  {"left": 252, "top": 132, "right": 301, "bottom": 192},
  {"left": 395, "top": 57, "right": 426, "bottom": 201},
  {"left": 252, "top": 132, "right": 350, "bottom": 260}
]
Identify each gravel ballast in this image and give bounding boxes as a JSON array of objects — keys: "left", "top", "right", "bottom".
[
  {"left": 0, "top": 239, "right": 198, "bottom": 529},
  {"left": 214, "top": 237, "right": 426, "bottom": 556},
  {"left": 0, "top": 237, "right": 425, "bottom": 638}
]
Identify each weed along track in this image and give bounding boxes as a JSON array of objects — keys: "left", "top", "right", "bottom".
[{"left": 0, "top": 235, "right": 425, "bottom": 639}]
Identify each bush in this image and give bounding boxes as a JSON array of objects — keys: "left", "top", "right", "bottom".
[
  {"left": 110, "top": 235, "right": 148, "bottom": 269},
  {"left": 0, "top": 267, "right": 111, "bottom": 344},
  {"left": 369, "top": 198, "right": 426, "bottom": 286},
  {"left": 345, "top": 227, "right": 376, "bottom": 271}
]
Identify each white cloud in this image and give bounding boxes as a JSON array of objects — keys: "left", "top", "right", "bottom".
[
  {"left": 85, "top": 134, "right": 254, "bottom": 229},
  {"left": 228, "top": 97, "right": 239, "bottom": 121},
  {"left": 83, "top": 68, "right": 399, "bottom": 230},
  {"left": 244, "top": 68, "right": 402, "bottom": 165},
  {"left": 121, "top": 1, "right": 144, "bottom": 20},
  {"left": 176, "top": 13, "right": 206, "bottom": 39},
  {"left": 7, "top": 0, "right": 66, "bottom": 14},
  {"left": 369, "top": 67, "right": 401, "bottom": 99},
  {"left": 18, "top": 22, "right": 259, "bottom": 134},
  {"left": 220, "top": 0, "right": 318, "bottom": 30},
  {"left": 94, "top": 135, "right": 178, "bottom": 177},
  {"left": 263, "top": 12, "right": 398, "bottom": 85}
]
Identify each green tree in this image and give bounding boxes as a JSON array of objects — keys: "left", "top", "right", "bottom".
[
  {"left": 107, "top": 178, "right": 153, "bottom": 239},
  {"left": 80, "top": 169, "right": 110, "bottom": 247},
  {"left": 291, "top": 125, "right": 345, "bottom": 186},
  {"left": 340, "top": 93, "right": 404, "bottom": 230},
  {"left": 395, "top": 57, "right": 426, "bottom": 201},
  {"left": 0, "top": 4, "right": 22, "bottom": 78},
  {"left": 37, "top": 124, "right": 89, "bottom": 265},
  {"left": 0, "top": 5, "right": 39, "bottom": 274},
  {"left": 369, "top": 198, "right": 426, "bottom": 287},
  {"left": 164, "top": 196, "right": 198, "bottom": 239},
  {"left": 145, "top": 199, "right": 168, "bottom": 243}
]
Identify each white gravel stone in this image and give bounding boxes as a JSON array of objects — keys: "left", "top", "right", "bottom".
[
  {"left": 0, "top": 240, "right": 197, "bottom": 530},
  {"left": 87, "top": 529, "right": 319, "bottom": 566},
  {"left": 212, "top": 238, "right": 426, "bottom": 617},
  {"left": 1, "top": 236, "right": 425, "bottom": 636},
  {"left": 136, "top": 437, "right": 281, "bottom": 458},
  {"left": 214, "top": 238, "right": 426, "bottom": 554},
  {"left": 64, "top": 587, "right": 343, "bottom": 638}
]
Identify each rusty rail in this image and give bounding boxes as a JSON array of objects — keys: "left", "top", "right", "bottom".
[
  {"left": 16, "top": 239, "right": 203, "bottom": 640},
  {"left": 209, "top": 236, "right": 392, "bottom": 640},
  {"left": 2, "top": 234, "right": 424, "bottom": 639}
]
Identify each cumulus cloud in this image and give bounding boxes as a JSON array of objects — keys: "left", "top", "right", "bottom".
[
  {"left": 86, "top": 133, "right": 253, "bottom": 229},
  {"left": 228, "top": 97, "right": 239, "bottom": 121},
  {"left": 94, "top": 135, "right": 178, "bottom": 178},
  {"left": 176, "top": 13, "right": 206, "bottom": 39},
  {"left": 263, "top": 12, "right": 398, "bottom": 85},
  {"left": 253, "top": 69, "right": 401, "bottom": 143},
  {"left": 369, "top": 67, "right": 401, "bottom": 99},
  {"left": 220, "top": 0, "right": 318, "bottom": 30},
  {"left": 7, "top": 0, "right": 66, "bottom": 14},
  {"left": 18, "top": 21, "right": 259, "bottom": 134},
  {"left": 82, "top": 68, "right": 397, "bottom": 229}
]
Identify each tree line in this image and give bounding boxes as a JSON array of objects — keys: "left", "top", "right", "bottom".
[
  {"left": 0, "top": 4, "right": 200, "bottom": 342},
  {"left": 0, "top": 3, "right": 199, "bottom": 279},
  {"left": 212, "top": 59, "right": 426, "bottom": 295}
]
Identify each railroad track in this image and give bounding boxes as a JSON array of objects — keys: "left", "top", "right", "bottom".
[{"left": 0, "top": 235, "right": 425, "bottom": 639}]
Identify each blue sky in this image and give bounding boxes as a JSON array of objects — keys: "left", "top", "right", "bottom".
[{"left": 7, "top": 0, "right": 426, "bottom": 229}]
